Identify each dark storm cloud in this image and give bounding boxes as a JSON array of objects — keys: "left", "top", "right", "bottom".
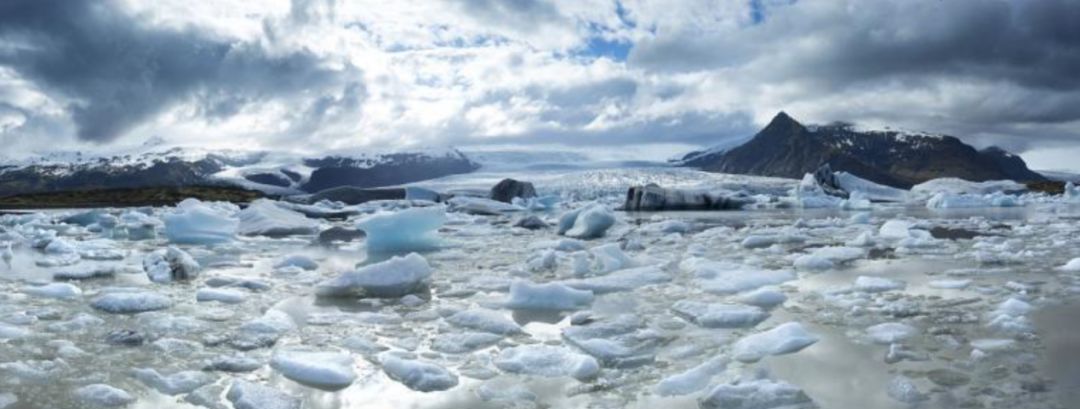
[{"left": 0, "top": 0, "right": 359, "bottom": 142}]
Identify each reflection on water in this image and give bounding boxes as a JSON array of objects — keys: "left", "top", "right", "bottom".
[{"left": 1034, "top": 302, "right": 1080, "bottom": 405}]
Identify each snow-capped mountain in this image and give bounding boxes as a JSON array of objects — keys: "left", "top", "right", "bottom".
[
  {"left": 0, "top": 146, "right": 479, "bottom": 196},
  {"left": 679, "top": 112, "right": 1046, "bottom": 189}
]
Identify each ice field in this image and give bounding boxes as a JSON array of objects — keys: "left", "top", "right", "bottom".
[{"left": 1, "top": 166, "right": 1079, "bottom": 409}]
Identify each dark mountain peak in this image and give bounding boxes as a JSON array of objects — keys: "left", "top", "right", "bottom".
[
  {"left": 682, "top": 117, "right": 1046, "bottom": 188},
  {"left": 762, "top": 111, "right": 804, "bottom": 134}
]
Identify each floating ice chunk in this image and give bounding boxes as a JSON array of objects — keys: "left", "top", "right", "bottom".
[
  {"left": 204, "top": 354, "right": 262, "bottom": 373},
  {"left": 44, "top": 238, "right": 77, "bottom": 254},
  {"left": 700, "top": 378, "right": 815, "bottom": 409},
  {"left": 270, "top": 349, "right": 357, "bottom": 390},
  {"left": 316, "top": 253, "right": 432, "bottom": 297},
  {"left": 926, "top": 192, "right": 1022, "bottom": 209},
  {"left": 133, "top": 368, "right": 215, "bottom": 395},
  {"left": 682, "top": 258, "right": 796, "bottom": 295},
  {"left": 505, "top": 281, "right": 593, "bottom": 311},
  {"left": 561, "top": 266, "right": 670, "bottom": 294},
  {"left": 737, "top": 288, "right": 787, "bottom": 308},
  {"left": 431, "top": 332, "right": 503, "bottom": 354},
  {"left": 22, "top": 283, "right": 82, "bottom": 299},
  {"left": 1058, "top": 258, "right": 1080, "bottom": 272},
  {"left": 558, "top": 203, "right": 615, "bottom": 239},
  {"left": 928, "top": 279, "right": 971, "bottom": 289},
  {"left": 0, "top": 323, "right": 30, "bottom": 340},
  {"left": 0, "top": 393, "right": 15, "bottom": 409},
  {"left": 741, "top": 235, "right": 777, "bottom": 249},
  {"left": 793, "top": 254, "right": 834, "bottom": 271},
  {"left": 238, "top": 200, "right": 318, "bottom": 236},
  {"left": 671, "top": 301, "right": 768, "bottom": 328},
  {"left": 970, "top": 338, "right": 1016, "bottom": 351},
  {"left": 227, "top": 379, "right": 301, "bottom": 409},
  {"left": 357, "top": 207, "right": 446, "bottom": 254},
  {"left": 513, "top": 195, "right": 560, "bottom": 211},
  {"left": 143, "top": 246, "right": 200, "bottom": 283},
  {"left": 994, "top": 297, "right": 1032, "bottom": 317},
  {"left": 447, "top": 196, "right": 524, "bottom": 215},
  {"left": 732, "top": 322, "right": 819, "bottom": 363},
  {"left": 886, "top": 376, "right": 926, "bottom": 404},
  {"left": 231, "top": 310, "right": 296, "bottom": 350},
  {"left": 866, "top": 323, "right": 918, "bottom": 344},
  {"left": 378, "top": 354, "right": 458, "bottom": 392},
  {"left": 164, "top": 199, "right": 238, "bottom": 244},
  {"left": 879, "top": 220, "right": 915, "bottom": 239},
  {"left": 91, "top": 291, "right": 172, "bottom": 314},
  {"left": 589, "top": 243, "right": 635, "bottom": 273},
  {"left": 73, "top": 384, "right": 135, "bottom": 407},
  {"left": 654, "top": 356, "right": 728, "bottom": 396},
  {"left": 196, "top": 288, "right": 247, "bottom": 304},
  {"left": 525, "top": 249, "right": 557, "bottom": 272},
  {"left": 275, "top": 255, "right": 318, "bottom": 271},
  {"left": 853, "top": 276, "right": 906, "bottom": 293},
  {"left": 495, "top": 345, "right": 600, "bottom": 381},
  {"left": 446, "top": 309, "right": 522, "bottom": 335}
]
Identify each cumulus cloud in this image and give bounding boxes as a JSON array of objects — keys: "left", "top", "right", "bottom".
[{"left": 0, "top": 0, "right": 1077, "bottom": 159}]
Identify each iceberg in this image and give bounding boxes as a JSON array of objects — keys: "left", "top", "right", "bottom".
[
  {"left": 164, "top": 199, "right": 238, "bottom": 244},
  {"left": 732, "top": 322, "right": 819, "bottom": 363},
  {"left": 671, "top": 301, "right": 768, "bottom": 328},
  {"left": 378, "top": 354, "right": 458, "bottom": 392},
  {"left": 494, "top": 345, "right": 600, "bottom": 381},
  {"left": 504, "top": 280, "right": 594, "bottom": 311},
  {"left": 558, "top": 203, "right": 615, "bottom": 239},
  {"left": 316, "top": 253, "right": 432, "bottom": 297},
  {"left": 270, "top": 349, "right": 357, "bottom": 390},
  {"left": 357, "top": 207, "right": 446, "bottom": 254},
  {"left": 143, "top": 246, "right": 200, "bottom": 283},
  {"left": 238, "top": 199, "right": 318, "bottom": 236}
]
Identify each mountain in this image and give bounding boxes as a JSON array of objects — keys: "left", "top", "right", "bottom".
[
  {"left": 0, "top": 147, "right": 479, "bottom": 197},
  {"left": 679, "top": 112, "right": 1046, "bottom": 189}
]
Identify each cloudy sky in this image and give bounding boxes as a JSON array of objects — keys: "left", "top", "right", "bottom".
[{"left": 1, "top": 0, "right": 1079, "bottom": 168}]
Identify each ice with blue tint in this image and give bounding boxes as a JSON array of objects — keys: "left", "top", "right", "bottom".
[
  {"left": 357, "top": 206, "right": 446, "bottom": 254},
  {"left": 316, "top": 253, "right": 432, "bottom": 297},
  {"left": 504, "top": 280, "right": 594, "bottom": 311},
  {"left": 558, "top": 203, "right": 615, "bottom": 239},
  {"left": 164, "top": 199, "right": 239, "bottom": 244}
]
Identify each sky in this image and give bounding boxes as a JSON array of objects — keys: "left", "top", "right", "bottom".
[{"left": 1, "top": 0, "right": 1079, "bottom": 169}]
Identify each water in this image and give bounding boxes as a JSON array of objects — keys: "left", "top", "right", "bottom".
[{"left": 0, "top": 202, "right": 1078, "bottom": 408}]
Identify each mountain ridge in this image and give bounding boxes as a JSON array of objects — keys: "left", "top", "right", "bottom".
[{"left": 680, "top": 112, "right": 1046, "bottom": 189}]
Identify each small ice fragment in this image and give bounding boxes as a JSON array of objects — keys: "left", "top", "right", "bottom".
[
  {"left": 445, "top": 309, "right": 522, "bottom": 335},
  {"left": 316, "top": 253, "right": 432, "bottom": 297},
  {"left": 504, "top": 281, "right": 594, "bottom": 311},
  {"left": 143, "top": 246, "right": 200, "bottom": 283},
  {"left": 866, "top": 322, "right": 918, "bottom": 344},
  {"left": 22, "top": 283, "right": 82, "bottom": 299},
  {"left": 494, "top": 345, "right": 600, "bottom": 381},
  {"left": 378, "top": 353, "right": 458, "bottom": 392},
  {"left": 270, "top": 349, "right": 357, "bottom": 390},
  {"left": 73, "top": 384, "right": 135, "bottom": 407},
  {"left": 732, "top": 322, "right": 819, "bottom": 363},
  {"left": 227, "top": 379, "right": 301, "bottom": 409},
  {"left": 853, "top": 276, "right": 906, "bottom": 293}
]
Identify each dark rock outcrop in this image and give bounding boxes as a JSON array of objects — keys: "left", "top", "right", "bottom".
[
  {"left": 490, "top": 178, "right": 537, "bottom": 203},
  {"left": 622, "top": 184, "right": 753, "bottom": 211},
  {"left": 300, "top": 151, "right": 479, "bottom": 192},
  {"left": 681, "top": 112, "right": 1046, "bottom": 189}
]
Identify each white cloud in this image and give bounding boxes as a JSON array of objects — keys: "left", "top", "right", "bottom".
[{"left": 0, "top": 0, "right": 1078, "bottom": 162}]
